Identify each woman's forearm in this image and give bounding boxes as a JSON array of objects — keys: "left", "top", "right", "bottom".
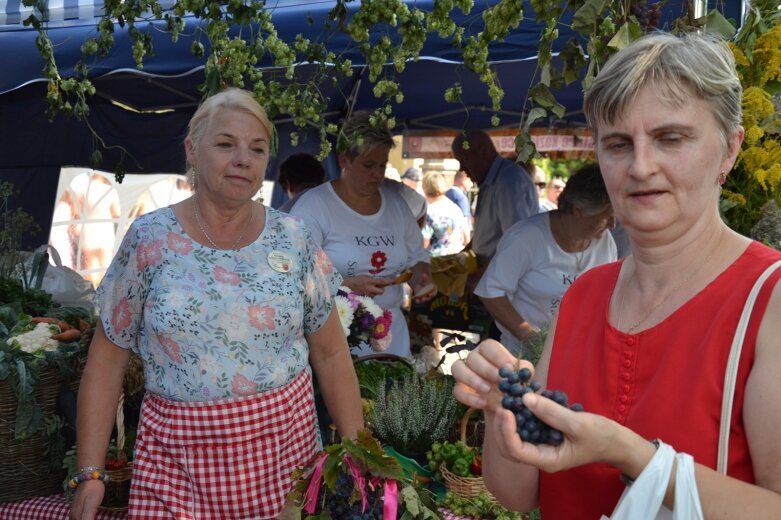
[
  {"left": 308, "top": 312, "right": 364, "bottom": 439},
  {"left": 482, "top": 411, "right": 540, "bottom": 511},
  {"left": 480, "top": 296, "right": 535, "bottom": 343},
  {"left": 75, "top": 326, "right": 131, "bottom": 469}
]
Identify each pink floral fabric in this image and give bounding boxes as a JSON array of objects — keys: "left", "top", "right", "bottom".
[{"left": 97, "top": 206, "right": 341, "bottom": 402}]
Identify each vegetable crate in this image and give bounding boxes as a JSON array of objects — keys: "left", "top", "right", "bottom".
[{"left": 0, "top": 368, "right": 66, "bottom": 502}]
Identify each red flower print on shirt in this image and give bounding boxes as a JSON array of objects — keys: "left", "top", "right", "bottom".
[
  {"left": 316, "top": 249, "right": 334, "bottom": 274},
  {"left": 111, "top": 298, "right": 133, "bottom": 332},
  {"left": 231, "top": 373, "right": 259, "bottom": 396},
  {"left": 159, "top": 336, "right": 183, "bottom": 363},
  {"left": 248, "top": 304, "right": 276, "bottom": 331},
  {"left": 214, "top": 265, "right": 241, "bottom": 285},
  {"left": 167, "top": 232, "right": 194, "bottom": 255},
  {"left": 136, "top": 239, "right": 163, "bottom": 270},
  {"left": 369, "top": 250, "right": 387, "bottom": 275}
]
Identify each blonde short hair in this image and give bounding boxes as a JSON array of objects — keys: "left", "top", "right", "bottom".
[
  {"left": 186, "top": 88, "right": 275, "bottom": 153},
  {"left": 421, "top": 171, "right": 448, "bottom": 197}
]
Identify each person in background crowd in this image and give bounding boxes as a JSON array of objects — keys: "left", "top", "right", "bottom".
[
  {"left": 277, "top": 152, "right": 326, "bottom": 213},
  {"left": 539, "top": 176, "right": 566, "bottom": 212},
  {"left": 384, "top": 176, "right": 428, "bottom": 228},
  {"left": 446, "top": 170, "right": 473, "bottom": 227},
  {"left": 69, "top": 88, "right": 363, "bottom": 520},
  {"left": 610, "top": 218, "right": 632, "bottom": 259},
  {"left": 451, "top": 130, "right": 538, "bottom": 294},
  {"left": 451, "top": 32, "right": 781, "bottom": 519},
  {"left": 421, "top": 170, "right": 470, "bottom": 257},
  {"left": 400, "top": 166, "right": 424, "bottom": 194},
  {"left": 474, "top": 164, "right": 616, "bottom": 356},
  {"left": 530, "top": 164, "right": 548, "bottom": 212},
  {"left": 291, "top": 112, "right": 435, "bottom": 359}
]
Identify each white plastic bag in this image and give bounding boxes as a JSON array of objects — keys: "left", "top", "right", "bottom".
[
  {"left": 601, "top": 441, "right": 704, "bottom": 520},
  {"left": 26, "top": 245, "right": 96, "bottom": 313}
]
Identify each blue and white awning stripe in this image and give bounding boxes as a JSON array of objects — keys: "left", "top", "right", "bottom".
[{"left": 0, "top": 0, "right": 105, "bottom": 28}]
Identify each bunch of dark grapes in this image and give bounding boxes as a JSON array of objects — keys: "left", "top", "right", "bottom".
[
  {"left": 321, "top": 473, "right": 384, "bottom": 519},
  {"left": 629, "top": 0, "right": 662, "bottom": 31},
  {"left": 498, "top": 367, "right": 584, "bottom": 446}
]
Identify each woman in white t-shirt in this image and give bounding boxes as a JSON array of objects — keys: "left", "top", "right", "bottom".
[
  {"left": 291, "top": 112, "right": 434, "bottom": 358},
  {"left": 474, "top": 164, "right": 617, "bottom": 356}
]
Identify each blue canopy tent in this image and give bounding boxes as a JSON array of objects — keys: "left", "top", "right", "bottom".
[{"left": 0, "top": 0, "right": 741, "bottom": 245}]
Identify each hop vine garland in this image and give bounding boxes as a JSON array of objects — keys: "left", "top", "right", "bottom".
[{"left": 23, "top": 0, "right": 778, "bottom": 227}]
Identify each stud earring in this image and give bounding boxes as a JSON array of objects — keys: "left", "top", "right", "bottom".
[{"left": 718, "top": 171, "right": 727, "bottom": 186}]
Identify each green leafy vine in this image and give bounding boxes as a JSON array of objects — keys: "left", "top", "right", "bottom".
[{"left": 23, "top": 0, "right": 779, "bottom": 234}]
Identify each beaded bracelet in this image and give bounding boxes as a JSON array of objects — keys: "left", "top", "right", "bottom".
[{"left": 68, "top": 467, "right": 109, "bottom": 489}]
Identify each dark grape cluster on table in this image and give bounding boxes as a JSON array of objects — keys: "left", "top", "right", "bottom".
[
  {"left": 322, "top": 473, "right": 384, "bottom": 519},
  {"left": 498, "top": 367, "right": 584, "bottom": 446}
]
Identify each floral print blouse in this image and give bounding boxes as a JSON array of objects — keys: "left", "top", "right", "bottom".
[{"left": 97, "top": 206, "right": 341, "bottom": 402}]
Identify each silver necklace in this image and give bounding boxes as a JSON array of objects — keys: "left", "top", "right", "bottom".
[
  {"left": 193, "top": 198, "right": 253, "bottom": 251},
  {"left": 573, "top": 248, "right": 587, "bottom": 272}
]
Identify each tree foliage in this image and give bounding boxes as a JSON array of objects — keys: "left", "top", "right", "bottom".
[{"left": 22, "top": 0, "right": 779, "bottom": 231}]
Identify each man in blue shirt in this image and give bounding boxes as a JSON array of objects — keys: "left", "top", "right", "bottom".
[
  {"left": 445, "top": 170, "right": 473, "bottom": 227},
  {"left": 451, "top": 130, "right": 538, "bottom": 269}
]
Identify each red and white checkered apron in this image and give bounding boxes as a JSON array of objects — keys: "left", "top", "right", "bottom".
[{"left": 128, "top": 368, "right": 319, "bottom": 519}]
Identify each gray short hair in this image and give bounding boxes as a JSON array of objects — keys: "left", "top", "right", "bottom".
[
  {"left": 337, "top": 111, "right": 396, "bottom": 159},
  {"left": 583, "top": 31, "right": 742, "bottom": 147},
  {"left": 557, "top": 163, "right": 611, "bottom": 216}
]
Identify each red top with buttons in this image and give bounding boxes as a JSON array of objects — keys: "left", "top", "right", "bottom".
[{"left": 538, "top": 241, "right": 781, "bottom": 520}]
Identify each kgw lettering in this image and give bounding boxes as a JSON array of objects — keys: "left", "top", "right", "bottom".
[
  {"left": 561, "top": 273, "right": 580, "bottom": 285},
  {"left": 355, "top": 235, "right": 395, "bottom": 247}
]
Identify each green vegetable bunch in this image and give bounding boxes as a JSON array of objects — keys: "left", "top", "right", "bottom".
[
  {"left": 427, "top": 440, "right": 478, "bottom": 479},
  {"left": 0, "top": 310, "right": 84, "bottom": 440},
  {"left": 440, "top": 490, "right": 531, "bottom": 520},
  {"left": 370, "top": 373, "right": 459, "bottom": 459}
]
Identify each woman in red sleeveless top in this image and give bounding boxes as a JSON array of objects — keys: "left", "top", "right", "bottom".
[{"left": 451, "top": 32, "right": 781, "bottom": 519}]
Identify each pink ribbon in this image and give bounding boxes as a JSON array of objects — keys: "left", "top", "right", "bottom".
[
  {"left": 383, "top": 479, "right": 399, "bottom": 519},
  {"left": 344, "top": 456, "right": 369, "bottom": 512},
  {"left": 303, "top": 453, "right": 329, "bottom": 514}
]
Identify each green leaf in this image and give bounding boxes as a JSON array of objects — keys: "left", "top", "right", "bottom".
[
  {"left": 700, "top": 9, "right": 737, "bottom": 39},
  {"left": 0, "top": 305, "right": 18, "bottom": 330},
  {"left": 529, "top": 83, "right": 566, "bottom": 119},
  {"left": 321, "top": 448, "right": 343, "bottom": 490},
  {"left": 524, "top": 107, "right": 548, "bottom": 130},
  {"left": 342, "top": 429, "right": 404, "bottom": 481},
  {"left": 560, "top": 37, "right": 587, "bottom": 85},
  {"left": 572, "top": 0, "right": 609, "bottom": 34},
  {"left": 607, "top": 22, "right": 643, "bottom": 51},
  {"left": 540, "top": 62, "right": 551, "bottom": 86},
  {"left": 515, "top": 132, "right": 537, "bottom": 164}
]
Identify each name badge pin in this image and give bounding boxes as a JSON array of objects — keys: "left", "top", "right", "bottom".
[{"left": 268, "top": 251, "right": 293, "bottom": 273}]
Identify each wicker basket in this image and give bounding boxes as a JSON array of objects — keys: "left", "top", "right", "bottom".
[
  {"left": 98, "top": 393, "right": 133, "bottom": 513},
  {"left": 440, "top": 407, "right": 495, "bottom": 503},
  {"left": 0, "top": 368, "right": 67, "bottom": 502},
  {"left": 100, "top": 462, "right": 133, "bottom": 512},
  {"left": 66, "top": 327, "right": 93, "bottom": 395}
]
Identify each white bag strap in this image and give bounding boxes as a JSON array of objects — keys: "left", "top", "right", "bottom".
[
  {"left": 604, "top": 441, "right": 677, "bottom": 520},
  {"left": 718, "top": 259, "right": 781, "bottom": 474},
  {"left": 672, "top": 452, "right": 704, "bottom": 520},
  {"left": 34, "top": 243, "right": 64, "bottom": 268}
]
